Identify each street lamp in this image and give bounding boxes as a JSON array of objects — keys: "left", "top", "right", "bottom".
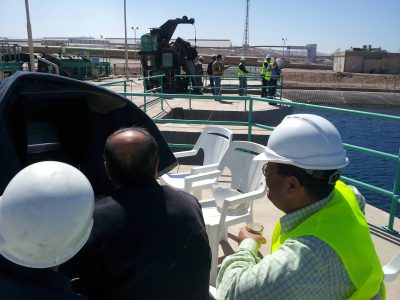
[
  {"left": 131, "top": 26, "right": 139, "bottom": 49},
  {"left": 282, "top": 38, "right": 287, "bottom": 57}
]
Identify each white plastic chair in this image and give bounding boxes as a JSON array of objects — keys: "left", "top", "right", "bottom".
[
  {"left": 200, "top": 141, "right": 267, "bottom": 284},
  {"left": 383, "top": 251, "right": 400, "bottom": 282},
  {"left": 160, "top": 126, "right": 233, "bottom": 198},
  {"left": 209, "top": 285, "right": 218, "bottom": 300}
]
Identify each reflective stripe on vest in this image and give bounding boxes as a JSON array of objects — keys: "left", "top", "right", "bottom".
[
  {"left": 271, "top": 180, "right": 384, "bottom": 300},
  {"left": 237, "top": 63, "right": 246, "bottom": 77}
]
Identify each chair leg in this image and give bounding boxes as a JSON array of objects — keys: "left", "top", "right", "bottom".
[
  {"left": 219, "top": 225, "right": 228, "bottom": 242},
  {"left": 206, "top": 225, "right": 219, "bottom": 285}
]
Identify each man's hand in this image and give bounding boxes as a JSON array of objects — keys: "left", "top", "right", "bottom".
[{"left": 238, "top": 227, "right": 267, "bottom": 245}]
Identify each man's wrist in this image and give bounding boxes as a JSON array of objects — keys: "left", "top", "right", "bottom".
[{"left": 239, "top": 238, "right": 261, "bottom": 254}]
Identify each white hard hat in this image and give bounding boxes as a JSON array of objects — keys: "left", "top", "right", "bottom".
[
  {"left": 240, "top": 56, "right": 246, "bottom": 61},
  {"left": 266, "top": 54, "right": 271, "bottom": 59},
  {"left": 199, "top": 56, "right": 204, "bottom": 60},
  {"left": 255, "top": 114, "right": 348, "bottom": 170},
  {"left": 276, "top": 58, "right": 284, "bottom": 68},
  {"left": 211, "top": 54, "right": 217, "bottom": 58},
  {"left": 0, "top": 161, "right": 94, "bottom": 268}
]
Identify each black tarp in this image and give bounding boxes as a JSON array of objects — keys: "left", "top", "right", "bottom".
[{"left": 0, "top": 72, "right": 176, "bottom": 195}]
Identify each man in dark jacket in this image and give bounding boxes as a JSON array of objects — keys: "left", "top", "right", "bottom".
[
  {"left": 0, "top": 257, "right": 86, "bottom": 300},
  {"left": 61, "top": 127, "right": 211, "bottom": 300}
]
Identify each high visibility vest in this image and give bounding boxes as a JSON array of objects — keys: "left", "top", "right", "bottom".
[
  {"left": 264, "top": 62, "right": 273, "bottom": 81},
  {"left": 271, "top": 180, "right": 384, "bottom": 300},
  {"left": 260, "top": 61, "right": 268, "bottom": 76},
  {"left": 237, "top": 63, "right": 246, "bottom": 77}
]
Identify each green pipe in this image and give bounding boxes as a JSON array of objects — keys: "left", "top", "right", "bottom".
[
  {"left": 247, "top": 97, "right": 254, "bottom": 141},
  {"left": 343, "top": 143, "right": 398, "bottom": 161},
  {"left": 386, "top": 147, "right": 400, "bottom": 233}
]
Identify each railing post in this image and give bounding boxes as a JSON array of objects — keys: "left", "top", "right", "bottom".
[
  {"left": 160, "top": 76, "right": 164, "bottom": 110},
  {"left": 247, "top": 96, "right": 254, "bottom": 141},
  {"left": 143, "top": 77, "right": 147, "bottom": 113},
  {"left": 384, "top": 147, "right": 400, "bottom": 233},
  {"left": 124, "top": 80, "right": 127, "bottom": 96},
  {"left": 189, "top": 76, "right": 192, "bottom": 110}
]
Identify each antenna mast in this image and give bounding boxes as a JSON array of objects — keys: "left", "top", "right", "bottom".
[{"left": 242, "top": 0, "right": 250, "bottom": 56}]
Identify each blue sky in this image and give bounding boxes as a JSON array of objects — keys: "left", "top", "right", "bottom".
[{"left": 0, "top": 0, "right": 399, "bottom": 54}]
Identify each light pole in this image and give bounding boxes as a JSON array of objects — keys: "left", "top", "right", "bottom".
[
  {"left": 131, "top": 27, "right": 139, "bottom": 49},
  {"left": 131, "top": 26, "right": 138, "bottom": 59},
  {"left": 282, "top": 38, "right": 287, "bottom": 57},
  {"left": 123, "top": 0, "right": 129, "bottom": 79},
  {"left": 24, "top": 0, "right": 35, "bottom": 72}
]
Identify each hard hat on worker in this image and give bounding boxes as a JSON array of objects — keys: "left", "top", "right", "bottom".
[
  {"left": 211, "top": 54, "right": 217, "bottom": 58},
  {"left": 240, "top": 57, "right": 246, "bottom": 61},
  {"left": 255, "top": 114, "right": 349, "bottom": 170},
  {"left": 266, "top": 54, "right": 272, "bottom": 59},
  {"left": 0, "top": 161, "right": 94, "bottom": 268},
  {"left": 198, "top": 56, "right": 204, "bottom": 61}
]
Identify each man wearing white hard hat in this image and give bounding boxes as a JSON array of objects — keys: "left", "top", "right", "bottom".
[
  {"left": 0, "top": 161, "right": 94, "bottom": 299},
  {"left": 237, "top": 57, "right": 249, "bottom": 96},
  {"left": 217, "top": 114, "right": 384, "bottom": 299}
]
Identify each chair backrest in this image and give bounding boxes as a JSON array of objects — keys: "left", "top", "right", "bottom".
[
  {"left": 217, "top": 141, "right": 265, "bottom": 193},
  {"left": 383, "top": 251, "right": 400, "bottom": 282},
  {"left": 194, "top": 126, "right": 233, "bottom": 165}
]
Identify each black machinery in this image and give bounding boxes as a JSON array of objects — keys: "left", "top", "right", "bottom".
[{"left": 139, "top": 16, "right": 201, "bottom": 93}]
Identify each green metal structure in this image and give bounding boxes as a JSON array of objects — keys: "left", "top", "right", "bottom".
[
  {"left": 0, "top": 43, "right": 23, "bottom": 80},
  {"left": 38, "top": 47, "right": 111, "bottom": 79}
]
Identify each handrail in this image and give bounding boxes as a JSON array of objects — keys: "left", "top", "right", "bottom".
[{"left": 105, "top": 79, "right": 400, "bottom": 233}]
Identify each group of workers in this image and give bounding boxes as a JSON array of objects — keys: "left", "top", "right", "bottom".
[
  {"left": 195, "top": 54, "right": 282, "bottom": 99},
  {"left": 0, "top": 113, "right": 385, "bottom": 300}
]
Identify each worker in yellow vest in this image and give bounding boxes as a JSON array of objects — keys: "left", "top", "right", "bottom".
[
  {"left": 260, "top": 54, "right": 272, "bottom": 97},
  {"left": 237, "top": 57, "right": 249, "bottom": 96},
  {"left": 217, "top": 114, "right": 385, "bottom": 300}
]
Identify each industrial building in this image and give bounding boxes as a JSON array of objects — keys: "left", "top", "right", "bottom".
[{"left": 333, "top": 45, "right": 400, "bottom": 74}]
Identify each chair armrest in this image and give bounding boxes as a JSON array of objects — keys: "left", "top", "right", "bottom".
[
  {"left": 174, "top": 149, "right": 197, "bottom": 158},
  {"left": 224, "top": 186, "right": 267, "bottom": 207},
  {"left": 191, "top": 163, "right": 219, "bottom": 174},
  {"left": 184, "top": 170, "right": 222, "bottom": 190}
]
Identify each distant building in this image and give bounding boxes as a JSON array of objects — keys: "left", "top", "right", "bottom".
[
  {"left": 42, "top": 37, "right": 110, "bottom": 48},
  {"left": 333, "top": 45, "right": 400, "bottom": 74},
  {"left": 105, "top": 37, "right": 232, "bottom": 48}
]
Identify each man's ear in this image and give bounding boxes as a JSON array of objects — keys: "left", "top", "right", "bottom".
[{"left": 286, "top": 175, "right": 302, "bottom": 195}]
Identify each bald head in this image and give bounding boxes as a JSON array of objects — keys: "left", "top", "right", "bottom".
[{"left": 104, "top": 127, "right": 159, "bottom": 186}]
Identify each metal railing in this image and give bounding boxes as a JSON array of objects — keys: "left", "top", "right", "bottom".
[{"left": 102, "top": 78, "right": 400, "bottom": 233}]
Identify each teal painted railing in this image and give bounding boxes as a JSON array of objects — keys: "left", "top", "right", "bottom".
[{"left": 103, "top": 79, "right": 400, "bottom": 234}]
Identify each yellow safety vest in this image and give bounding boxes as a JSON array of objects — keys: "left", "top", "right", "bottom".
[
  {"left": 237, "top": 63, "right": 246, "bottom": 77},
  {"left": 264, "top": 62, "right": 273, "bottom": 81},
  {"left": 271, "top": 180, "right": 384, "bottom": 300},
  {"left": 260, "top": 61, "right": 268, "bottom": 76}
]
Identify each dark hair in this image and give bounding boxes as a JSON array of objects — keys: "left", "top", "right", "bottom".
[
  {"left": 217, "top": 54, "right": 223, "bottom": 59},
  {"left": 103, "top": 127, "right": 159, "bottom": 185},
  {"left": 276, "top": 163, "right": 339, "bottom": 201}
]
